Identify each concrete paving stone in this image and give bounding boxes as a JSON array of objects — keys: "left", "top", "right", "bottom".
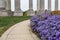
[{"left": 0, "top": 20, "right": 40, "bottom": 40}]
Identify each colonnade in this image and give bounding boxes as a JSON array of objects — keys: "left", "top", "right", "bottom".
[{"left": 5, "top": 0, "right": 59, "bottom": 16}]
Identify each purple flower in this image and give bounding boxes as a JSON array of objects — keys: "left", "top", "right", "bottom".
[{"left": 30, "top": 11, "right": 60, "bottom": 40}]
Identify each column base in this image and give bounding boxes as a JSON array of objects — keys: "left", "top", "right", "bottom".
[
  {"left": 37, "top": 10, "right": 45, "bottom": 14},
  {"left": 27, "top": 9, "right": 35, "bottom": 16},
  {"left": 0, "top": 10, "right": 8, "bottom": 16},
  {"left": 7, "top": 10, "right": 14, "bottom": 16},
  {"left": 14, "top": 11, "right": 23, "bottom": 16}
]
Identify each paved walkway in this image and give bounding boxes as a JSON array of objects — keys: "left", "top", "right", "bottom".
[{"left": 0, "top": 20, "right": 40, "bottom": 40}]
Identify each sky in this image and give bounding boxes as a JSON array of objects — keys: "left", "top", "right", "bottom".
[{"left": 11, "top": 0, "right": 60, "bottom": 12}]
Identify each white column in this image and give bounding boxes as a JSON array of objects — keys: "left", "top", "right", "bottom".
[
  {"left": 6, "top": 0, "right": 12, "bottom": 16},
  {"left": 27, "top": 0, "right": 35, "bottom": 16},
  {"left": 48, "top": 0, "right": 51, "bottom": 10},
  {"left": 0, "top": 0, "right": 7, "bottom": 16},
  {"left": 40, "top": 0, "right": 45, "bottom": 13},
  {"left": 55, "top": 0, "right": 58, "bottom": 10},
  {"left": 14, "top": 0, "right": 23, "bottom": 16},
  {"left": 37, "top": 0, "right": 40, "bottom": 14},
  {"left": 29, "top": 0, "right": 33, "bottom": 10},
  {"left": 40, "top": 0, "right": 44, "bottom": 10},
  {"left": 6, "top": 0, "right": 11, "bottom": 11},
  {"left": 0, "top": 0, "right": 6, "bottom": 9}
]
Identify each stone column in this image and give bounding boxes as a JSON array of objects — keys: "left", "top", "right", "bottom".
[
  {"left": 0, "top": 0, "right": 5, "bottom": 9},
  {"left": 6, "top": 0, "right": 12, "bottom": 16},
  {"left": 37, "top": 0, "right": 40, "bottom": 14},
  {"left": 27, "top": 0, "right": 35, "bottom": 16},
  {"left": 48, "top": 0, "right": 51, "bottom": 11},
  {"left": 55, "top": 0, "right": 58, "bottom": 10},
  {"left": 14, "top": 0, "right": 23, "bottom": 16},
  {"left": 40, "top": 0, "right": 45, "bottom": 14},
  {"left": 0, "top": 0, "right": 7, "bottom": 16}
]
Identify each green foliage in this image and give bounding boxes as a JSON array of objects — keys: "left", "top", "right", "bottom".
[{"left": 23, "top": 11, "right": 28, "bottom": 16}]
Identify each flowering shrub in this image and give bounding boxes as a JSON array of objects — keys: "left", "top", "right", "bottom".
[{"left": 30, "top": 11, "right": 60, "bottom": 40}]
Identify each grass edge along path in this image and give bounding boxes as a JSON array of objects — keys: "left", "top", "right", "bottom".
[{"left": 0, "top": 16, "right": 32, "bottom": 37}]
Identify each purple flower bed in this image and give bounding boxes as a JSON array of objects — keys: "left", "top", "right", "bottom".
[{"left": 30, "top": 11, "right": 60, "bottom": 40}]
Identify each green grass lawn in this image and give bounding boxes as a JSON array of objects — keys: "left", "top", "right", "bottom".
[{"left": 0, "top": 16, "right": 31, "bottom": 37}]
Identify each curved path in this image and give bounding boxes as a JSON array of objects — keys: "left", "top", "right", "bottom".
[{"left": 0, "top": 20, "right": 40, "bottom": 40}]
